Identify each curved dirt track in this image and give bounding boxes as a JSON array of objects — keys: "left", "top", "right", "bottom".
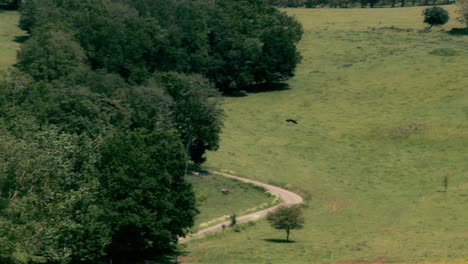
[{"left": 179, "top": 170, "right": 303, "bottom": 243}]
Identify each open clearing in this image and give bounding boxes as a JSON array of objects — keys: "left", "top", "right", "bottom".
[
  {"left": 186, "top": 6, "right": 468, "bottom": 264},
  {"left": 0, "top": 11, "right": 23, "bottom": 71}
]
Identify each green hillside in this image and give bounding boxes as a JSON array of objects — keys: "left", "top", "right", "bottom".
[{"left": 186, "top": 6, "right": 468, "bottom": 264}]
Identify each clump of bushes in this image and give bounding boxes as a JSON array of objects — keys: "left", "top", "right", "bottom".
[{"left": 422, "top": 6, "right": 449, "bottom": 29}]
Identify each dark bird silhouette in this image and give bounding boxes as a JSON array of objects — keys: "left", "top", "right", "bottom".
[{"left": 286, "top": 119, "right": 298, "bottom": 124}]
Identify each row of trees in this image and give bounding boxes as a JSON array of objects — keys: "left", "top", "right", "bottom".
[
  {"left": 273, "top": 0, "right": 454, "bottom": 8},
  {"left": 0, "top": 0, "right": 303, "bottom": 263},
  {"left": 0, "top": 70, "right": 220, "bottom": 263},
  {"left": 17, "top": 0, "right": 303, "bottom": 93}
]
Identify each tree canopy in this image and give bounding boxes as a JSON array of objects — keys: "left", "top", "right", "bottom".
[
  {"left": 17, "top": 0, "right": 302, "bottom": 92},
  {"left": 0, "top": 0, "right": 304, "bottom": 262},
  {"left": 422, "top": 6, "right": 449, "bottom": 28}
]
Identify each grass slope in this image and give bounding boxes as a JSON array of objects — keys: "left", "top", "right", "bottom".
[
  {"left": 0, "top": 11, "right": 23, "bottom": 71},
  {"left": 186, "top": 6, "right": 468, "bottom": 264},
  {"left": 188, "top": 172, "right": 278, "bottom": 229}
]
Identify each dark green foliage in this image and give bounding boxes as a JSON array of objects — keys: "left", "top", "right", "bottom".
[
  {"left": 0, "top": 0, "right": 303, "bottom": 262},
  {"left": 18, "top": 0, "right": 302, "bottom": 91},
  {"left": 0, "top": 130, "right": 111, "bottom": 263},
  {"left": 98, "top": 130, "right": 197, "bottom": 263},
  {"left": 267, "top": 205, "right": 304, "bottom": 241},
  {"left": 16, "top": 30, "right": 88, "bottom": 81},
  {"left": 125, "top": 85, "right": 172, "bottom": 131},
  {"left": 154, "top": 72, "right": 223, "bottom": 164},
  {"left": 205, "top": 0, "right": 302, "bottom": 91},
  {"left": 0, "top": 0, "right": 19, "bottom": 9},
  {"left": 422, "top": 6, "right": 449, "bottom": 28},
  {"left": 230, "top": 213, "right": 237, "bottom": 227}
]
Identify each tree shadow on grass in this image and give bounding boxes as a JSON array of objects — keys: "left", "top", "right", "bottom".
[
  {"left": 14, "top": 35, "right": 29, "bottom": 44},
  {"left": 188, "top": 166, "right": 211, "bottom": 177},
  {"left": 262, "top": 238, "right": 296, "bottom": 244},
  {"left": 154, "top": 249, "right": 190, "bottom": 264},
  {"left": 244, "top": 82, "right": 290, "bottom": 93},
  {"left": 448, "top": 28, "right": 468, "bottom": 36},
  {"left": 224, "top": 82, "right": 290, "bottom": 97}
]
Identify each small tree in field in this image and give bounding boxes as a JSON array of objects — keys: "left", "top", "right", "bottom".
[
  {"left": 267, "top": 205, "right": 304, "bottom": 241},
  {"left": 422, "top": 7, "right": 449, "bottom": 29}
]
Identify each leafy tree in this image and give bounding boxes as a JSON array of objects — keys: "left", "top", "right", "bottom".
[
  {"left": 154, "top": 72, "right": 223, "bottom": 164},
  {"left": 0, "top": 129, "right": 110, "bottom": 263},
  {"left": 422, "top": 6, "right": 449, "bottom": 29},
  {"left": 206, "top": 0, "right": 303, "bottom": 91},
  {"left": 97, "top": 129, "right": 198, "bottom": 263},
  {"left": 18, "top": 0, "right": 302, "bottom": 91},
  {"left": 16, "top": 30, "right": 88, "bottom": 81},
  {"left": 267, "top": 205, "right": 304, "bottom": 241},
  {"left": 71, "top": 2, "right": 167, "bottom": 84},
  {"left": 125, "top": 85, "right": 172, "bottom": 131}
]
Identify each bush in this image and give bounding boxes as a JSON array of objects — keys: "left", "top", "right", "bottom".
[
  {"left": 422, "top": 6, "right": 449, "bottom": 28},
  {"left": 229, "top": 213, "right": 237, "bottom": 227}
]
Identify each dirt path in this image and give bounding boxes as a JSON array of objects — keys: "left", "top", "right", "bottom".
[{"left": 179, "top": 170, "right": 303, "bottom": 243}]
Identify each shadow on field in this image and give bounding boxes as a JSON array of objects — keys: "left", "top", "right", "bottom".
[
  {"left": 244, "top": 82, "right": 290, "bottom": 93},
  {"left": 262, "top": 238, "right": 296, "bottom": 244},
  {"left": 225, "top": 82, "right": 290, "bottom": 97},
  {"left": 154, "top": 249, "right": 190, "bottom": 264},
  {"left": 189, "top": 166, "right": 210, "bottom": 177},
  {"left": 14, "top": 35, "right": 29, "bottom": 44},
  {"left": 448, "top": 28, "right": 468, "bottom": 36}
]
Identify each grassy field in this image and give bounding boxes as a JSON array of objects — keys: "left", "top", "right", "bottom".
[
  {"left": 187, "top": 172, "right": 278, "bottom": 229},
  {"left": 0, "top": 11, "right": 23, "bottom": 71},
  {"left": 186, "top": 6, "right": 468, "bottom": 264}
]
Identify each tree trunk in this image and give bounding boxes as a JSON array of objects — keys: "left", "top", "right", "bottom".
[{"left": 286, "top": 229, "right": 290, "bottom": 241}]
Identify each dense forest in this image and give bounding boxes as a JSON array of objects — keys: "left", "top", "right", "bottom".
[{"left": 0, "top": 0, "right": 302, "bottom": 263}]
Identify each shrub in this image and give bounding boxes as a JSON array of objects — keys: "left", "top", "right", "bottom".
[
  {"left": 422, "top": 6, "right": 449, "bottom": 29},
  {"left": 229, "top": 214, "right": 237, "bottom": 227}
]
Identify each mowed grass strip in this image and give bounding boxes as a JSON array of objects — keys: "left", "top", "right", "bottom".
[
  {"left": 186, "top": 6, "right": 468, "bottom": 264},
  {"left": 187, "top": 172, "right": 278, "bottom": 228},
  {"left": 0, "top": 11, "right": 24, "bottom": 71}
]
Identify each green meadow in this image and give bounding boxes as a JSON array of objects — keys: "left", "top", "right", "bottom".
[
  {"left": 187, "top": 6, "right": 468, "bottom": 264},
  {"left": 1, "top": 5, "right": 467, "bottom": 264},
  {"left": 0, "top": 11, "right": 23, "bottom": 71}
]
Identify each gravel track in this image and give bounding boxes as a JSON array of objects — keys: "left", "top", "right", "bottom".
[{"left": 179, "top": 170, "right": 303, "bottom": 242}]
